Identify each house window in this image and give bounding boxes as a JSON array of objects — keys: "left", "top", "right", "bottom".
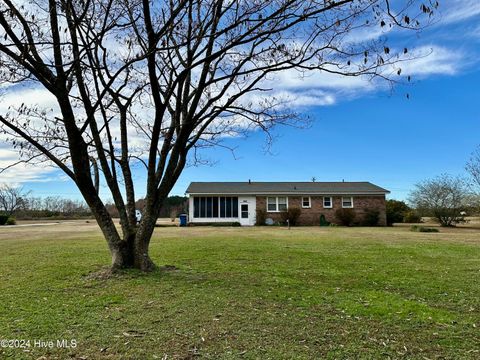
[
  {"left": 267, "top": 197, "right": 277, "bottom": 212},
  {"left": 323, "top": 197, "right": 332, "bottom": 208},
  {"left": 267, "top": 197, "right": 288, "bottom": 212},
  {"left": 194, "top": 196, "right": 238, "bottom": 218},
  {"left": 302, "top": 196, "right": 311, "bottom": 208},
  {"left": 342, "top": 197, "right": 353, "bottom": 208}
]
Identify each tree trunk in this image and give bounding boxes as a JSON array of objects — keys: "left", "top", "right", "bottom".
[
  {"left": 130, "top": 210, "right": 158, "bottom": 272},
  {"left": 79, "top": 164, "right": 167, "bottom": 272},
  {"left": 108, "top": 233, "right": 156, "bottom": 272},
  {"left": 133, "top": 235, "right": 156, "bottom": 272},
  {"left": 83, "top": 195, "right": 154, "bottom": 272},
  {"left": 111, "top": 234, "right": 135, "bottom": 270},
  {"left": 103, "top": 217, "right": 158, "bottom": 272}
]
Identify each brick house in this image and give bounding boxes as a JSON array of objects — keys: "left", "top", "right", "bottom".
[{"left": 186, "top": 181, "right": 390, "bottom": 226}]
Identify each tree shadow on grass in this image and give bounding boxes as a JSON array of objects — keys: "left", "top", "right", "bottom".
[{"left": 83, "top": 264, "right": 181, "bottom": 281}]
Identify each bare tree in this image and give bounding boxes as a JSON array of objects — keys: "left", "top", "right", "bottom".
[
  {"left": 466, "top": 145, "right": 480, "bottom": 189},
  {"left": 0, "top": 184, "right": 29, "bottom": 216},
  {"left": 408, "top": 174, "right": 470, "bottom": 227},
  {"left": 16, "top": 195, "right": 91, "bottom": 218},
  {"left": 0, "top": 0, "right": 438, "bottom": 271}
]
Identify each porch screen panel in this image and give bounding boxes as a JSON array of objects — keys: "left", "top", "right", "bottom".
[
  {"left": 213, "top": 197, "right": 219, "bottom": 218},
  {"left": 194, "top": 196, "right": 238, "bottom": 218},
  {"left": 226, "top": 197, "right": 232, "bottom": 217},
  {"left": 194, "top": 197, "right": 200, "bottom": 218},
  {"left": 232, "top": 198, "right": 239, "bottom": 217},
  {"left": 220, "top": 197, "right": 226, "bottom": 218},
  {"left": 206, "top": 197, "right": 213, "bottom": 217},
  {"left": 200, "top": 197, "right": 206, "bottom": 217}
]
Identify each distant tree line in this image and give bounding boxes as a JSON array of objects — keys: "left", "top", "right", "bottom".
[
  {"left": 1, "top": 184, "right": 188, "bottom": 224},
  {"left": 19, "top": 196, "right": 92, "bottom": 219},
  {"left": 0, "top": 185, "right": 93, "bottom": 221},
  {"left": 106, "top": 196, "right": 188, "bottom": 219}
]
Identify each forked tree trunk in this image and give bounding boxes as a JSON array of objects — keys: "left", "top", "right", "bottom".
[
  {"left": 111, "top": 234, "right": 135, "bottom": 270},
  {"left": 79, "top": 134, "right": 178, "bottom": 272},
  {"left": 108, "top": 232, "right": 156, "bottom": 272},
  {"left": 103, "top": 210, "right": 159, "bottom": 272},
  {"left": 106, "top": 232, "right": 156, "bottom": 272},
  {"left": 85, "top": 195, "right": 156, "bottom": 272}
]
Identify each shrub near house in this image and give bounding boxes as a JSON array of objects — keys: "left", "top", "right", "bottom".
[{"left": 186, "top": 181, "right": 389, "bottom": 226}]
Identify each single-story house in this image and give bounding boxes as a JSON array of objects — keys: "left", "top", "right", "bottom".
[{"left": 186, "top": 181, "right": 390, "bottom": 226}]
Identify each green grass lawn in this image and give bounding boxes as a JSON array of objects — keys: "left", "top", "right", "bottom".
[{"left": 0, "top": 224, "right": 479, "bottom": 359}]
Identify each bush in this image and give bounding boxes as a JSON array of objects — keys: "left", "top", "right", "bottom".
[
  {"left": 386, "top": 199, "right": 410, "bottom": 226},
  {"left": 410, "top": 225, "right": 439, "bottom": 233},
  {"left": 5, "top": 217, "right": 16, "bottom": 225},
  {"left": 409, "top": 174, "right": 471, "bottom": 227},
  {"left": 362, "top": 209, "right": 380, "bottom": 226},
  {"left": 319, "top": 214, "right": 330, "bottom": 226},
  {"left": 335, "top": 208, "right": 356, "bottom": 226},
  {"left": 255, "top": 209, "right": 267, "bottom": 226},
  {"left": 280, "top": 207, "right": 302, "bottom": 226},
  {"left": 0, "top": 215, "right": 9, "bottom": 225},
  {"left": 419, "top": 227, "right": 438, "bottom": 233},
  {"left": 403, "top": 210, "right": 422, "bottom": 223}
]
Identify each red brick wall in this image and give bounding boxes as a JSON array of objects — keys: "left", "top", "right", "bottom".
[{"left": 256, "top": 195, "right": 387, "bottom": 226}]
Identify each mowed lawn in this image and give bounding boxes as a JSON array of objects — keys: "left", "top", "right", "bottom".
[{"left": 0, "top": 223, "right": 479, "bottom": 359}]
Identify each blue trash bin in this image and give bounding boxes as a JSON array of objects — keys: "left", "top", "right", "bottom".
[{"left": 179, "top": 214, "right": 188, "bottom": 227}]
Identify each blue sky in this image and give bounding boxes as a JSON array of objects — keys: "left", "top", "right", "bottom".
[
  {"left": 1, "top": 0, "right": 480, "bottom": 202},
  {"left": 175, "top": 69, "right": 480, "bottom": 200}
]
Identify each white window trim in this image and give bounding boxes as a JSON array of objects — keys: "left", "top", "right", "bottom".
[
  {"left": 342, "top": 196, "right": 354, "bottom": 208},
  {"left": 323, "top": 196, "right": 332, "bottom": 208},
  {"left": 266, "top": 196, "right": 289, "bottom": 212},
  {"left": 267, "top": 197, "right": 277, "bottom": 212},
  {"left": 301, "top": 196, "right": 311, "bottom": 208}
]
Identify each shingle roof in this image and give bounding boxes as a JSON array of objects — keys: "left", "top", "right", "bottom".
[{"left": 186, "top": 182, "right": 389, "bottom": 194}]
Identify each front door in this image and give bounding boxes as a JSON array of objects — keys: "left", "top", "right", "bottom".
[
  {"left": 238, "top": 196, "right": 256, "bottom": 226},
  {"left": 240, "top": 203, "right": 249, "bottom": 226}
]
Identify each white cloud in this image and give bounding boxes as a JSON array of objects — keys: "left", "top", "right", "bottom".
[
  {"left": 249, "top": 88, "right": 336, "bottom": 109},
  {"left": 0, "top": 147, "right": 57, "bottom": 185},
  {"left": 0, "top": 87, "right": 60, "bottom": 184},
  {"left": 345, "top": 25, "right": 393, "bottom": 44},
  {"left": 399, "top": 45, "right": 462, "bottom": 76},
  {"left": 440, "top": 0, "right": 480, "bottom": 24},
  {"left": 280, "top": 90, "right": 336, "bottom": 107},
  {"left": 255, "top": 44, "right": 461, "bottom": 109},
  {"left": 469, "top": 24, "right": 480, "bottom": 38},
  {"left": 273, "top": 69, "right": 374, "bottom": 92},
  {"left": 0, "top": 86, "right": 57, "bottom": 113}
]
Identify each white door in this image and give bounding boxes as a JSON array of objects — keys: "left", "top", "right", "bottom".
[
  {"left": 238, "top": 197, "right": 256, "bottom": 226},
  {"left": 240, "top": 203, "right": 250, "bottom": 226}
]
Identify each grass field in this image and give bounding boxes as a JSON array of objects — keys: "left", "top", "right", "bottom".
[{"left": 0, "top": 223, "right": 479, "bottom": 359}]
